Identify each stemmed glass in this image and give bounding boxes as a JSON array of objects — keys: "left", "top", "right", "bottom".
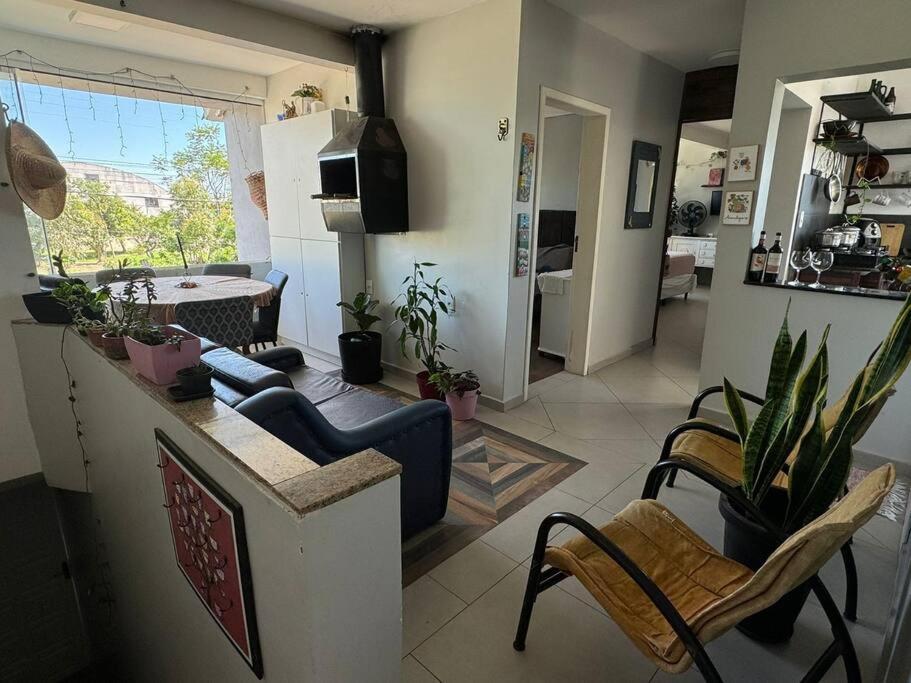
[
  {"left": 789, "top": 248, "right": 812, "bottom": 285},
  {"left": 809, "top": 250, "right": 834, "bottom": 288}
]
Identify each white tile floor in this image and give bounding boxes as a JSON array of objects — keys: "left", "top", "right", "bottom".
[{"left": 399, "top": 288, "right": 903, "bottom": 681}]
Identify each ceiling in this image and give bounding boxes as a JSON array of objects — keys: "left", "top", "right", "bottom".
[
  {"left": 542, "top": 0, "right": 745, "bottom": 72},
  {"left": 0, "top": 0, "right": 300, "bottom": 76}
]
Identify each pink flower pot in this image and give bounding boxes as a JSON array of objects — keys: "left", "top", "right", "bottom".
[
  {"left": 125, "top": 326, "right": 202, "bottom": 385},
  {"left": 446, "top": 391, "right": 479, "bottom": 421}
]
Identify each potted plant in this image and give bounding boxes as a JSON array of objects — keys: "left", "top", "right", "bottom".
[
  {"left": 176, "top": 364, "right": 214, "bottom": 396},
  {"left": 51, "top": 281, "right": 108, "bottom": 343},
  {"left": 98, "top": 274, "right": 156, "bottom": 360},
  {"left": 291, "top": 83, "right": 323, "bottom": 114},
  {"left": 392, "top": 262, "right": 456, "bottom": 400},
  {"left": 337, "top": 292, "right": 383, "bottom": 384},
  {"left": 719, "top": 296, "right": 911, "bottom": 642},
  {"left": 125, "top": 320, "right": 201, "bottom": 385},
  {"left": 429, "top": 369, "right": 481, "bottom": 420}
]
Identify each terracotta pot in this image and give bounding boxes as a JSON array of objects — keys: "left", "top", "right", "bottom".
[
  {"left": 416, "top": 370, "right": 444, "bottom": 401},
  {"left": 446, "top": 391, "right": 479, "bottom": 420},
  {"left": 101, "top": 333, "right": 128, "bottom": 360},
  {"left": 87, "top": 327, "right": 105, "bottom": 348},
  {"left": 718, "top": 490, "right": 812, "bottom": 643},
  {"left": 125, "top": 326, "right": 202, "bottom": 385}
]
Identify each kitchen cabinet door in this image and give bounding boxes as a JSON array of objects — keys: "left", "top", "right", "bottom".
[
  {"left": 301, "top": 239, "right": 343, "bottom": 356},
  {"left": 269, "top": 236, "right": 308, "bottom": 345},
  {"left": 289, "top": 112, "right": 340, "bottom": 243},
  {"left": 261, "top": 123, "right": 302, "bottom": 239}
]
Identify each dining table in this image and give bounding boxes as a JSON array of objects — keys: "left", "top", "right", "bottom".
[{"left": 107, "top": 275, "right": 276, "bottom": 325}]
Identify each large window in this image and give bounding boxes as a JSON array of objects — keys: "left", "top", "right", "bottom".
[{"left": 2, "top": 70, "right": 263, "bottom": 275}]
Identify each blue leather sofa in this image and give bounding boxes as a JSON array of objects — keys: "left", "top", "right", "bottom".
[{"left": 198, "top": 342, "right": 452, "bottom": 538}]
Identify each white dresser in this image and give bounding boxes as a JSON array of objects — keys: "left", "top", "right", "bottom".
[
  {"left": 667, "top": 235, "right": 717, "bottom": 268},
  {"left": 261, "top": 109, "right": 365, "bottom": 360}
]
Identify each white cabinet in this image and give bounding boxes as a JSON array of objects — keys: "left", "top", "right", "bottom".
[
  {"left": 667, "top": 236, "right": 717, "bottom": 269},
  {"left": 261, "top": 110, "right": 365, "bottom": 360}
]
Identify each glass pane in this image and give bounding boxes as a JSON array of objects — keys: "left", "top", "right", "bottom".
[{"left": 633, "top": 159, "right": 656, "bottom": 212}]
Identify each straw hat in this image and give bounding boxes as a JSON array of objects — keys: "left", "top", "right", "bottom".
[{"left": 5, "top": 120, "right": 67, "bottom": 219}]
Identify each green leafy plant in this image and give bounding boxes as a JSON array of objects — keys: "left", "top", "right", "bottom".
[
  {"left": 724, "top": 295, "right": 911, "bottom": 532},
  {"left": 52, "top": 250, "right": 68, "bottom": 277},
  {"left": 392, "top": 262, "right": 455, "bottom": 374},
  {"left": 429, "top": 369, "right": 480, "bottom": 398},
  {"left": 52, "top": 281, "right": 109, "bottom": 332},
  {"left": 98, "top": 273, "right": 157, "bottom": 337},
  {"left": 337, "top": 292, "right": 382, "bottom": 334},
  {"left": 709, "top": 150, "right": 728, "bottom": 162},
  {"left": 291, "top": 83, "right": 322, "bottom": 100},
  {"left": 127, "top": 319, "right": 185, "bottom": 350}
]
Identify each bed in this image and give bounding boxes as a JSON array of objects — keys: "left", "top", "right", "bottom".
[{"left": 661, "top": 251, "right": 697, "bottom": 300}]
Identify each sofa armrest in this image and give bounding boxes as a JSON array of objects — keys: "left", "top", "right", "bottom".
[
  {"left": 202, "top": 348, "right": 293, "bottom": 396},
  {"left": 247, "top": 346, "right": 305, "bottom": 372}
]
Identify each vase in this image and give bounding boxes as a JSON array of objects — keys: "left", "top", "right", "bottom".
[{"left": 718, "top": 489, "right": 813, "bottom": 643}]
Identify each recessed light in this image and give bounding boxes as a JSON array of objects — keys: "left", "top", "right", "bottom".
[
  {"left": 708, "top": 49, "right": 740, "bottom": 63},
  {"left": 68, "top": 10, "right": 129, "bottom": 32}
]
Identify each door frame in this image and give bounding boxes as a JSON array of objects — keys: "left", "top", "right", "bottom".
[{"left": 521, "top": 87, "right": 611, "bottom": 400}]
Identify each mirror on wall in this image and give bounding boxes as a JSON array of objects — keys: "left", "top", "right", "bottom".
[{"left": 625, "top": 140, "right": 661, "bottom": 229}]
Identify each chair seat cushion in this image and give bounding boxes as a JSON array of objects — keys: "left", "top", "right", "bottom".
[
  {"left": 670, "top": 424, "right": 788, "bottom": 488},
  {"left": 287, "top": 366, "right": 356, "bottom": 406},
  {"left": 544, "top": 499, "right": 752, "bottom": 672},
  {"left": 316, "top": 389, "right": 403, "bottom": 430}
]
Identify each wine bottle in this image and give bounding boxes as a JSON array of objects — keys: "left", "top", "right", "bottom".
[
  {"left": 747, "top": 231, "right": 767, "bottom": 283},
  {"left": 885, "top": 87, "right": 896, "bottom": 114},
  {"left": 763, "top": 232, "right": 783, "bottom": 283}
]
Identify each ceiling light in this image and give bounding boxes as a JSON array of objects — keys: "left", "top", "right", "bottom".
[
  {"left": 708, "top": 49, "right": 740, "bottom": 63},
  {"left": 68, "top": 10, "right": 128, "bottom": 32}
]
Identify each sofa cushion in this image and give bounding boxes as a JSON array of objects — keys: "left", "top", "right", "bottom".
[
  {"left": 287, "top": 366, "right": 356, "bottom": 406},
  {"left": 211, "top": 378, "right": 250, "bottom": 407},
  {"left": 247, "top": 346, "right": 305, "bottom": 372},
  {"left": 202, "top": 347, "right": 293, "bottom": 397},
  {"left": 316, "top": 388, "right": 404, "bottom": 430}
]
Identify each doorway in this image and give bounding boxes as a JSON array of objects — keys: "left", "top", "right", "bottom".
[{"left": 522, "top": 88, "right": 611, "bottom": 399}]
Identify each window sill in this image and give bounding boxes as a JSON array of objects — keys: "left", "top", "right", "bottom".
[{"left": 742, "top": 279, "right": 909, "bottom": 302}]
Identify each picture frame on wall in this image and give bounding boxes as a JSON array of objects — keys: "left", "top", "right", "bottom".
[
  {"left": 514, "top": 213, "right": 530, "bottom": 276},
  {"left": 156, "top": 429, "right": 264, "bottom": 678},
  {"left": 727, "top": 145, "right": 759, "bottom": 181},
  {"left": 722, "top": 190, "right": 754, "bottom": 225},
  {"left": 516, "top": 133, "right": 536, "bottom": 202}
]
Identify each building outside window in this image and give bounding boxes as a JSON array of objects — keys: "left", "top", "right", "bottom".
[{"left": 1, "top": 70, "right": 266, "bottom": 275}]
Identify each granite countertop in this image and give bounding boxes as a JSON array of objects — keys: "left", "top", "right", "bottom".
[{"left": 13, "top": 320, "right": 401, "bottom": 517}]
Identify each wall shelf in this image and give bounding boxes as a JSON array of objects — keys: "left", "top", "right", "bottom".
[
  {"left": 820, "top": 91, "right": 892, "bottom": 120},
  {"left": 845, "top": 183, "right": 911, "bottom": 190},
  {"left": 812, "top": 137, "right": 882, "bottom": 155}
]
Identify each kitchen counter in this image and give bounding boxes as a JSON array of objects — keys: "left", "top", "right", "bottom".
[{"left": 744, "top": 279, "right": 909, "bottom": 302}]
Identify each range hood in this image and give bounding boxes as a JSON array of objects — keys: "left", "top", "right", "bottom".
[{"left": 313, "top": 25, "right": 409, "bottom": 234}]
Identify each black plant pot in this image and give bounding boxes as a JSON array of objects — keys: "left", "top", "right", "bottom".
[
  {"left": 718, "top": 489, "right": 812, "bottom": 643},
  {"left": 176, "top": 365, "right": 214, "bottom": 395},
  {"left": 338, "top": 331, "right": 383, "bottom": 384},
  {"left": 22, "top": 291, "right": 72, "bottom": 324}
]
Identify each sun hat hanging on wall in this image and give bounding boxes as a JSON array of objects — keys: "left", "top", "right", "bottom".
[{"left": 5, "top": 116, "right": 67, "bottom": 220}]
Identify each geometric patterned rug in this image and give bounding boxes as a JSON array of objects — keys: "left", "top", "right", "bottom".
[{"left": 350, "top": 380, "right": 586, "bottom": 585}]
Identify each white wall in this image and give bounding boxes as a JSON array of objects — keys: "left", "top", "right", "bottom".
[
  {"left": 264, "top": 63, "right": 356, "bottom": 124},
  {"left": 502, "top": 0, "right": 683, "bottom": 401},
  {"left": 0, "top": 114, "right": 41, "bottom": 484},
  {"left": 701, "top": 0, "right": 911, "bottom": 464},
  {"left": 673, "top": 138, "right": 725, "bottom": 237},
  {"left": 224, "top": 108, "right": 271, "bottom": 261},
  {"left": 539, "top": 114, "right": 582, "bottom": 211},
  {"left": 367, "top": 0, "right": 522, "bottom": 399}
]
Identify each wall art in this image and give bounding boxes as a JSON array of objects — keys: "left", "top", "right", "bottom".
[
  {"left": 515, "top": 213, "right": 530, "bottom": 276},
  {"left": 722, "top": 190, "right": 754, "bottom": 226},
  {"left": 727, "top": 145, "right": 759, "bottom": 182},
  {"left": 516, "top": 133, "right": 536, "bottom": 202},
  {"left": 157, "top": 429, "right": 263, "bottom": 678}
]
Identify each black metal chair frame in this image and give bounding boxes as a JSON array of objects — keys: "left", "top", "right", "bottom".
[
  {"left": 513, "top": 498, "right": 862, "bottom": 682},
  {"left": 644, "top": 386, "right": 859, "bottom": 623}
]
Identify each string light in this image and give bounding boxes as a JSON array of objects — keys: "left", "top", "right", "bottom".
[
  {"left": 28, "top": 54, "right": 43, "bottom": 104},
  {"left": 57, "top": 68, "right": 76, "bottom": 157},
  {"left": 152, "top": 74, "right": 169, "bottom": 160},
  {"left": 110, "top": 76, "right": 127, "bottom": 157},
  {"left": 85, "top": 78, "right": 96, "bottom": 121}
]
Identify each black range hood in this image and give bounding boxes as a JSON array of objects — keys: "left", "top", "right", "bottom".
[{"left": 314, "top": 25, "right": 408, "bottom": 234}]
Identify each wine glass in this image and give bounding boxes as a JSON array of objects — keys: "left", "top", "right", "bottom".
[
  {"left": 788, "top": 248, "right": 812, "bottom": 285},
  {"left": 809, "top": 250, "right": 834, "bottom": 288}
]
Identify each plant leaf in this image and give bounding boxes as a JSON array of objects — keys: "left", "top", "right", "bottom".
[
  {"left": 723, "top": 378, "right": 750, "bottom": 444},
  {"left": 741, "top": 397, "right": 781, "bottom": 496},
  {"left": 766, "top": 300, "right": 793, "bottom": 400}
]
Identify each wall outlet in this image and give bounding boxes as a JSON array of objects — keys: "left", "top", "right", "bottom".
[{"left": 365, "top": 279, "right": 373, "bottom": 296}]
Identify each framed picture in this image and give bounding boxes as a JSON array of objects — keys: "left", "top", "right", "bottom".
[
  {"left": 516, "top": 133, "right": 536, "bottom": 202},
  {"left": 156, "top": 429, "right": 263, "bottom": 678},
  {"left": 707, "top": 167, "right": 724, "bottom": 186},
  {"left": 727, "top": 145, "right": 759, "bottom": 181},
  {"left": 514, "top": 213, "right": 530, "bottom": 276},
  {"left": 722, "top": 191, "right": 753, "bottom": 225}
]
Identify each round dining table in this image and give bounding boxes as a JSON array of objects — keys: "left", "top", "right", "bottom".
[{"left": 108, "top": 275, "right": 276, "bottom": 324}]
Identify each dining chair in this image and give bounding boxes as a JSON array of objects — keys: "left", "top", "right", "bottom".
[
  {"left": 95, "top": 267, "right": 157, "bottom": 286},
  {"left": 174, "top": 295, "right": 254, "bottom": 352},
  {"left": 514, "top": 465, "right": 895, "bottom": 682},
  {"left": 252, "top": 269, "right": 288, "bottom": 350},
  {"left": 202, "top": 263, "right": 252, "bottom": 278}
]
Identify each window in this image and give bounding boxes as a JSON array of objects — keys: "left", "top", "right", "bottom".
[{"left": 2, "top": 69, "right": 264, "bottom": 275}]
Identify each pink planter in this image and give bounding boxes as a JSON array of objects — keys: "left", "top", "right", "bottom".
[
  {"left": 445, "top": 391, "right": 480, "bottom": 421},
  {"left": 125, "top": 326, "right": 202, "bottom": 385}
]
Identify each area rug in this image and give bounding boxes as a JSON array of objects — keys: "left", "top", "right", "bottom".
[{"left": 346, "top": 379, "right": 586, "bottom": 585}]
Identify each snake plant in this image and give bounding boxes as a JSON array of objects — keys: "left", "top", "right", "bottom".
[{"left": 724, "top": 294, "right": 911, "bottom": 532}]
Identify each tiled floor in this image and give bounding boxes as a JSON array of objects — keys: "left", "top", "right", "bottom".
[{"left": 398, "top": 287, "right": 903, "bottom": 681}]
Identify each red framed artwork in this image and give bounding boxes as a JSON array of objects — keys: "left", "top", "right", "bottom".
[{"left": 156, "top": 429, "right": 263, "bottom": 678}]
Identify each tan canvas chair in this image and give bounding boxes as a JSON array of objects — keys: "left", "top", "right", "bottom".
[{"left": 513, "top": 465, "right": 894, "bottom": 682}]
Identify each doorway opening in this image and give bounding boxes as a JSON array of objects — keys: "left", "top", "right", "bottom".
[{"left": 522, "top": 88, "right": 611, "bottom": 399}]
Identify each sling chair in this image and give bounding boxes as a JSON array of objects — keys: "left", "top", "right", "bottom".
[{"left": 513, "top": 465, "right": 894, "bottom": 682}]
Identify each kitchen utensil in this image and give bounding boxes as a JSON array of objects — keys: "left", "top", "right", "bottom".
[
  {"left": 788, "top": 249, "right": 812, "bottom": 285},
  {"left": 872, "top": 192, "right": 892, "bottom": 206},
  {"left": 809, "top": 250, "right": 834, "bottom": 288},
  {"left": 861, "top": 220, "right": 883, "bottom": 250},
  {"left": 855, "top": 155, "right": 890, "bottom": 181},
  {"left": 813, "top": 226, "right": 844, "bottom": 249},
  {"left": 822, "top": 119, "right": 857, "bottom": 137},
  {"left": 881, "top": 223, "right": 906, "bottom": 256},
  {"left": 898, "top": 191, "right": 911, "bottom": 207},
  {"left": 824, "top": 173, "right": 842, "bottom": 202},
  {"left": 844, "top": 191, "right": 861, "bottom": 207},
  {"left": 840, "top": 224, "right": 861, "bottom": 249}
]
